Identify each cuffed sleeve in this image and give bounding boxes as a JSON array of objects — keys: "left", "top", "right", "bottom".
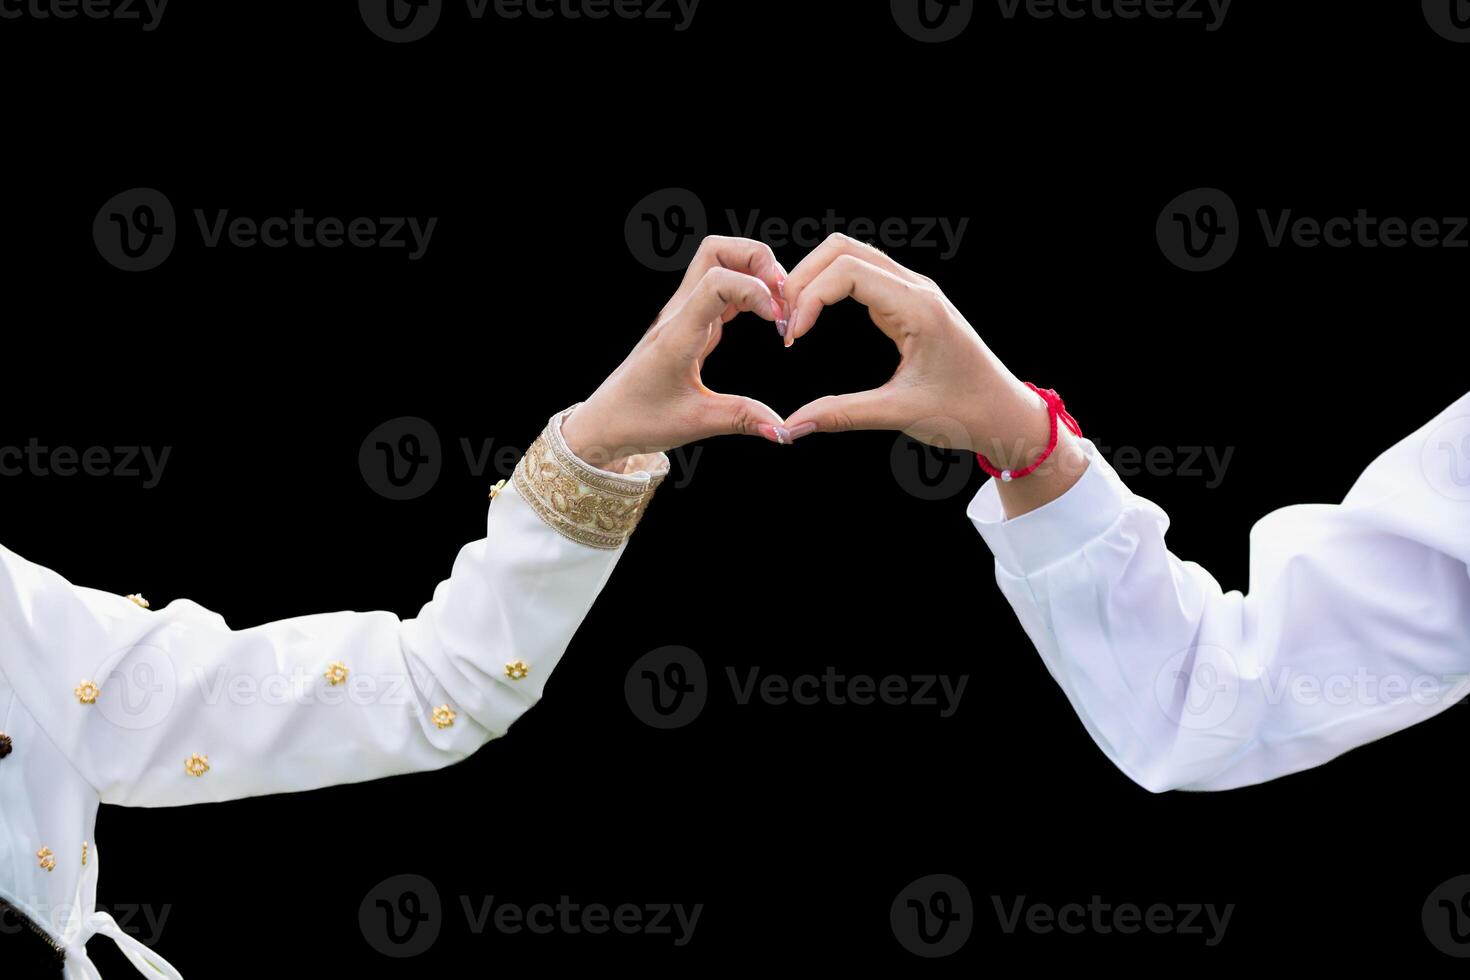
[
  {"left": 967, "top": 438, "right": 1126, "bottom": 577},
  {"left": 513, "top": 404, "right": 669, "bottom": 549},
  {"left": 968, "top": 394, "right": 1470, "bottom": 792}
]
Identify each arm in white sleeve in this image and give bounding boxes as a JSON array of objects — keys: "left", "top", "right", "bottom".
[
  {"left": 0, "top": 405, "right": 668, "bottom": 807},
  {"left": 968, "top": 392, "right": 1470, "bottom": 792}
]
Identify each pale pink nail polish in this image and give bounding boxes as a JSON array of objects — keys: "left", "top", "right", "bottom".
[
  {"left": 757, "top": 424, "right": 787, "bottom": 445},
  {"left": 787, "top": 422, "right": 817, "bottom": 441}
]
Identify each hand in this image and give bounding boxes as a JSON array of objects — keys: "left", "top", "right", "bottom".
[
  {"left": 778, "top": 234, "right": 1088, "bottom": 514},
  {"left": 561, "top": 236, "right": 792, "bottom": 471}
]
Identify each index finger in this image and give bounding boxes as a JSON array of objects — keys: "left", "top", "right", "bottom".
[
  {"left": 781, "top": 233, "right": 930, "bottom": 347},
  {"left": 784, "top": 253, "right": 918, "bottom": 346},
  {"left": 674, "top": 235, "right": 788, "bottom": 308}
]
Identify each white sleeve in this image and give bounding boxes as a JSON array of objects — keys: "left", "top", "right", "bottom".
[
  {"left": 0, "top": 406, "right": 668, "bottom": 807},
  {"left": 968, "top": 392, "right": 1470, "bottom": 792}
]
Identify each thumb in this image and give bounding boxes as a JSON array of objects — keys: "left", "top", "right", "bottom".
[
  {"left": 782, "top": 388, "right": 903, "bottom": 441},
  {"left": 699, "top": 392, "right": 787, "bottom": 444}
]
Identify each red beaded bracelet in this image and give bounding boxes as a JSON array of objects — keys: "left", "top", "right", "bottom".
[{"left": 976, "top": 383, "right": 1082, "bottom": 483}]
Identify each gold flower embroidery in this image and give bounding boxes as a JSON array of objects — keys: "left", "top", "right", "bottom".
[
  {"left": 126, "top": 593, "right": 150, "bottom": 609},
  {"left": 75, "top": 680, "right": 101, "bottom": 705},
  {"left": 184, "top": 753, "right": 210, "bottom": 777},
  {"left": 510, "top": 415, "right": 664, "bottom": 549},
  {"left": 489, "top": 478, "right": 507, "bottom": 500},
  {"left": 324, "top": 661, "right": 349, "bottom": 686},
  {"left": 504, "top": 660, "right": 529, "bottom": 681},
  {"left": 522, "top": 455, "right": 646, "bottom": 538},
  {"left": 82, "top": 841, "right": 89, "bottom": 866},
  {"left": 432, "top": 705, "right": 457, "bottom": 729},
  {"left": 37, "top": 848, "right": 56, "bottom": 872}
]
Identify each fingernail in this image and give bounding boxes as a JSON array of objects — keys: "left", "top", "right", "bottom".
[
  {"left": 777, "top": 276, "right": 786, "bottom": 299},
  {"left": 785, "top": 310, "right": 797, "bottom": 348},
  {"left": 771, "top": 298, "right": 782, "bottom": 321},
  {"left": 787, "top": 422, "right": 817, "bottom": 441},
  {"left": 776, "top": 319, "right": 788, "bottom": 338},
  {"left": 758, "top": 425, "right": 792, "bottom": 445}
]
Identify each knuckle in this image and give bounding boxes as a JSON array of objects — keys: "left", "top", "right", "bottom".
[
  {"left": 818, "top": 397, "right": 854, "bottom": 432},
  {"left": 697, "top": 267, "right": 754, "bottom": 308},
  {"left": 912, "top": 288, "right": 945, "bottom": 319},
  {"left": 727, "top": 402, "right": 756, "bottom": 435},
  {"left": 698, "top": 266, "right": 737, "bottom": 291},
  {"left": 920, "top": 285, "right": 949, "bottom": 312}
]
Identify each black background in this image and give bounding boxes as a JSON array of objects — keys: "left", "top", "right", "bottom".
[{"left": 2, "top": 0, "right": 1468, "bottom": 975}]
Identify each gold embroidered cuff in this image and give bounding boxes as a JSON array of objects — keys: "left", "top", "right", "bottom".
[{"left": 512, "top": 406, "right": 670, "bottom": 549}]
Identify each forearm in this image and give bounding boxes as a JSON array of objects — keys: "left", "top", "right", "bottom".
[
  {"left": 0, "top": 406, "right": 666, "bottom": 806},
  {"left": 969, "top": 390, "right": 1470, "bottom": 791}
]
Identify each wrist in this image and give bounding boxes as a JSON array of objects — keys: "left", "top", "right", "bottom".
[
  {"left": 559, "top": 402, "right": 638, "bottom": 474},
  {"left": 975, "top": 379, "right": 1090, "bottom": 518},
  {"left": 965, "top": 377, "right": 1050, "bottom": 470}
]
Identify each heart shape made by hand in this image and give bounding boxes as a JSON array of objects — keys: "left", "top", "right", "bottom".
[{"left": 567, "top": 233, "right": 1043, "bottom": 478}]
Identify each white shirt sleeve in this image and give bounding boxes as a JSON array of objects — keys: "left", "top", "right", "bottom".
[
  {"left": 968, "top": 392, "right": 1470, "bottom": 792},
  {"left": 0, "top": 406, "right": 668, "bottom": 807}
]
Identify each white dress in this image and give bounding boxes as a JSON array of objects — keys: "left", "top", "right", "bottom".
[
  {"left": 968, "top": 390, "right": 1470, "bottom": 792},
  {"left": 0, "top": 407, "right": 669, "bottom": 978}
]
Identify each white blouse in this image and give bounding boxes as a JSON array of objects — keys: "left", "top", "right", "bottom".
[
  {"left": 969, "top": 390, "right": 1470, "bottom": 792},
  {"left": 0, "top": 407, "right": 669, "bottom": 978}
]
